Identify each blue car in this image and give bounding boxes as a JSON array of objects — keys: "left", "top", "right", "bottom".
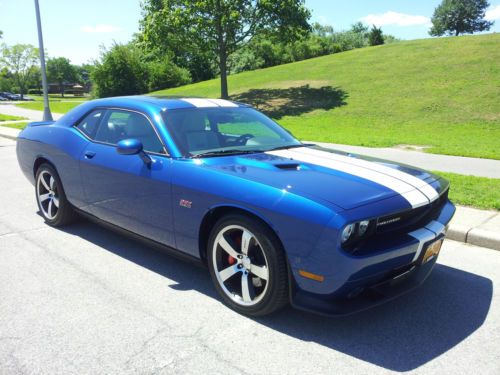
[{"left": 16, "top": 96, "right": 455, "bottom": 316}]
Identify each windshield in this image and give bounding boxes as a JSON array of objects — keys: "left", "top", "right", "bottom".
[{"left": 162, "top": 107, "right": 301, "bottom": 157}]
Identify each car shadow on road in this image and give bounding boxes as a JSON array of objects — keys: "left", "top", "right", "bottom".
[
  {"left": 231, "top": 85, "right": 348, "bottom": 119},
  {"left": 61, "top": 219, "right": 492, "bottom": 372}
]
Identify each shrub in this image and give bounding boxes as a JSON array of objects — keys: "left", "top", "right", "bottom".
[{"left": 146, "top": 60, "right": 191, "bottom": 92}]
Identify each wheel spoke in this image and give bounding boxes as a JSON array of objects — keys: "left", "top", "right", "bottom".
[
  {"left": 218, "top": 264, "right": 240, "bottom": 282},
  {"left": 241, "top": 272, "right": 252, "bottom": 303},
  {"left": 39, "top": 193, "right": 51, "bottom": 202},
  {"left": 49, "top": 176, "right": 55, "bottom": 190},
  {"left": 47, "top": 200, "right": 54, "bottom": 219},
  {"left": 250, "top": 265, "right": 268, "bottom": 281},
  {"left": 218, "top": 235, "right": 240, "bottom": 258},
  {"left": 40, "top": 175, "right": 50, "bottom": 191},
  {"left": 52, "top": 197, "right": 60, "bottom": 208},
  {"left": 241, "top": 229, "right": 252, "bottom": 255}
]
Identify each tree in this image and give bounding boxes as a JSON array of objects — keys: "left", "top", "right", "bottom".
[
  {"left": 47, "top": 57, "right": 78, "bottom": 97},
  {"left": 429, "top": 0, "right": 494, "bottom": 36},
  {"left": 92, "top": 43, "right": 148, "bottom": 98},
  {"left": 0, "top": 44, "right": 39, "bottom": 98},
  {"left": 368, "top": 25, "right": 384, "bottom": 46},
  {"left": 146, "top": 59, "right": 191, "bottom": 92},
  {"left": 141, "top": 0, "right": 311, "bottom": 98}
]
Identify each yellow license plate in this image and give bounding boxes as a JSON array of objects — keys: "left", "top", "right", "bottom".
[{"left": 422, "top": 239, "right": 443, "bottom": 264}]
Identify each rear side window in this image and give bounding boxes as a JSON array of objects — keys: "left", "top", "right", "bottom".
[
  {"left": 75, "top": 110, "right": 104, "bottom": 138},
  {"left": 94, "top": 109, "right": 165, "bottom": 154}
]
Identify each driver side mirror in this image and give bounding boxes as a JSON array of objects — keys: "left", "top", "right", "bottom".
[{"left": 116, "top": 138, "right": 152, "bottom": 166}]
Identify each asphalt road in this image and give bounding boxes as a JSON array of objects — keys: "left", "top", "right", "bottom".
[{"left": 1, "top": 137, "right": 499, "bottom": 375}]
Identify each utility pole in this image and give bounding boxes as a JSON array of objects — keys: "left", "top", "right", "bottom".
[{"left": 34, "top": 0, "right": 53, "bottom": 121}]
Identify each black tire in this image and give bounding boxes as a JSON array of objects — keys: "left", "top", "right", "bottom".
[
  {"left": 35, "top": 163, "right": 77, "bottom": 226},
  {"left": 207, "top": 214, "right": 289, "bottom": 316}
]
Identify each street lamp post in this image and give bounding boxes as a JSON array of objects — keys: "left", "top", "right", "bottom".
[{"left": 34, "top": 0, "right": 53, "bottom": 121}]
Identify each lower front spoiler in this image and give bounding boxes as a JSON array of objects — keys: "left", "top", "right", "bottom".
[{"left": 290, "top": 255, "right": 438, "bottom": 317}]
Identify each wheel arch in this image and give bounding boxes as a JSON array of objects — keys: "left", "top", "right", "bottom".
[
  {"left": 33, "top": 156, "right": 57, "bottom": 178},
  {"left": 198, "top": 205, "right": 285, "bottom": 265}
]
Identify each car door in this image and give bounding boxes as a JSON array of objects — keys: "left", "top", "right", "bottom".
[{"left": 79, "top": 108, "right": 175, "bottom": 248}]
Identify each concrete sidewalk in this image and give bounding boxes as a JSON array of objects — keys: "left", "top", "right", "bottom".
[
  {"left": 314, "top": 142, "right": 500, "bottom": 179},
  {"left": 0, "top": 103, "right": 63, "bottom": 121}
]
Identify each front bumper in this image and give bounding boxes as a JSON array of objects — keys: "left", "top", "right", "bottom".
[
  {"left": 289, "top": 200, "right": 455, "bottom": 316},
  {"left": 291, "top": 236, "right": 442, "bottom": 316}
]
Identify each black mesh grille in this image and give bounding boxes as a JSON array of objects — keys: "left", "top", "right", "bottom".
[{"left": 375, "top": 188, "right": 448, "bottom": 235}]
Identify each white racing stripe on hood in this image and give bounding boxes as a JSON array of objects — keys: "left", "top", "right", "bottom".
[
  {"left": 267, "top": 149, "right": 430, "bottom": 208},
  {"left": 297, "top": 147, "right": 439, "bottom": 203}
]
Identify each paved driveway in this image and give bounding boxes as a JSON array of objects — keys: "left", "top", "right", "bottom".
[{"left": 1, "top": 138, "right": 499, "bottom": 374}]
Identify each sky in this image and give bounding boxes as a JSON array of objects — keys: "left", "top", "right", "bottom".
[{"left": 1, "top": 0, "right": 500, "bottom": 65}]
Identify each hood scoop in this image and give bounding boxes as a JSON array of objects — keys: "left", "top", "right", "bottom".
[{"left": 274, "top": 163, "right": 301, "bottom": 170}]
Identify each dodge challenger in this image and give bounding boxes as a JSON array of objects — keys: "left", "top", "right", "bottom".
[{"left": 16, "top": 96, "right": 455, "bottom": 316}]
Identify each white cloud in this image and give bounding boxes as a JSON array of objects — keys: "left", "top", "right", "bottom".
[
  {"left": 485, "top": 5, "right": 500, "bottom": 21},
  {"left": 80, "top": 24, "right": 122, "bottom": 33},
  {"left": 360, "top": 11, "right": 431, "bottom": 27}
]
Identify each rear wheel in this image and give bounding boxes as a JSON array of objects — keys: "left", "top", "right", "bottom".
[
  {"left": 207, "top": 214, "right": 289, "bottom": 316},
  {"left": 35, "top": 163, "right": 77, "bottom": 226}
]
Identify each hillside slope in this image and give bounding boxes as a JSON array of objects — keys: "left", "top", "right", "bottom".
[{"left": 153, "top": 34, "right": 500, "bottom": 159}]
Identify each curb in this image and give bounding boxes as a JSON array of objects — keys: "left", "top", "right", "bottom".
[
  {"left": 1, "top": 127, "right": 498, "bottom": 251},
  {"left": 0, "top": 126, "right": 21, "bottom": 140}
]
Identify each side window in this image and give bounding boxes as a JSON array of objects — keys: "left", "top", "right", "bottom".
[
  {"left": 75, "top": 110, "right": 104, "bottom": 139},
  {"left": 94, "top": 109, "right": 165, "bottom": 154}
]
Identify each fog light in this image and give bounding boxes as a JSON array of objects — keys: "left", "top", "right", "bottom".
[
  {"left": 358, "top": 220, "right": 370, "bottom": 236},
  {"left": 341, "top": 224, "right": 355, "bottom": 243}
]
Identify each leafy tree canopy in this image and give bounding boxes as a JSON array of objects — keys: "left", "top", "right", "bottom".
[
  {"left": 368, "top": 25, "right": 384, "bottom": 46},
  {"left": 140, "top": 0, "right": 311, "bottom": 98},
  {"left": 0, "top": 44, "right": 39, "bottom": 98},
  {"left": 47, "top": 57, "right": 78, "bottom": 97},
  {"left": 429, "top": 0, "right": 494, "bottom": 36}
]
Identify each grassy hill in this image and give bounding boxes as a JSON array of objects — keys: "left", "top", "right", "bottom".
[{"left": 153, "top": 34, "right": 500, "bottom": 159}]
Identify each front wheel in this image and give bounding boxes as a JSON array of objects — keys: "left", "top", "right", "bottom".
[
  {"left": 35, "top": 163, "right": 77, "bottom": 226},
  {"left": 207, "top": 214, "right": 289, "bottom": 316}
]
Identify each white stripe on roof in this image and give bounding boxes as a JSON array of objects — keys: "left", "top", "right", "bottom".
[{"left": 181, "top": 98, "right": 238, "bottom": 108}]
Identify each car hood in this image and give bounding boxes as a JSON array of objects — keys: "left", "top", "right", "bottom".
[{"left": 201, "top": 146, "right": 443, "bottom": 210}]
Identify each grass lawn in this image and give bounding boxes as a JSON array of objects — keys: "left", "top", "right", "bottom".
[
  {"left": 0, "top": 114, "right": 26, "bottom": 122},
  {"left": 437, "top": 171, "right": 500, "bottom": 210},
  {"left": 153, "top": 34, "right": 500, "bottom": 160},
  {"left": 0, "top": 122, "right": 29, "bottom": 130},
  {"left": 15, "top": 94, "right": 89, "bottom": 114}
]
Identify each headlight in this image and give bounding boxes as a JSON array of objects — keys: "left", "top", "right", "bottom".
[
  {"left": 341, "top": 224, "right": 355, "bottom": 243},
  {"left": 358, "top": 220, "right": 370, "bottom": 236}
]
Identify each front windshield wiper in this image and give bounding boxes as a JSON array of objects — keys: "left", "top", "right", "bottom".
[
  {"left": 192, "top": 149, "right": 260, "bottom": 158},
  {"left": 267, "top": 143, "right": 315, "bottom": 151}
]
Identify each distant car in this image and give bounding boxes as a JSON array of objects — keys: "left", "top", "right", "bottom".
[
  {"left": 16, "top": 96, "right": 455, "bottom": 316},
  {"left": 0, "top": 92, "right": 20, "bottom": 100}
]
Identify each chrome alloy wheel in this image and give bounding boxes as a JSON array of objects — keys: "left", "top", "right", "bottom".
[
  {"left": 212, "top": 225, "right": 270, "bottom": 306},
  {"left": 36, "top": 170, "right": 59, "bottom": 220}
]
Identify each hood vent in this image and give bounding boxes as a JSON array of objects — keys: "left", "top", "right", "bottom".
[{"left": 274, "top": 163, "right": 301, "bottom": 170}]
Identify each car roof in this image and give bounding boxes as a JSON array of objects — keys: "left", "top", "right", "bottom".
[{"left": 88, "top": 96, "right": 251, "bottom": 111}]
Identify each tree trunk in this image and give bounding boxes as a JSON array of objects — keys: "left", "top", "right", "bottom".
[
  {"left": 455, "top": 30, "right": 459, "bottom": 36},
  {"left": 219, "top": 52, "right": 228, "bottom": 99},
  {"left": 60, "top": 82, "right": 64, "bottom": 98},
  {"left": 215, "top": 0, "right": 229, "bottom": 99}
]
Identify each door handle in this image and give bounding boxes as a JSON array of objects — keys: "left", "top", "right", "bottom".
[{"left": 84, "top": 151, "right": 96, "bottom": 159}]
